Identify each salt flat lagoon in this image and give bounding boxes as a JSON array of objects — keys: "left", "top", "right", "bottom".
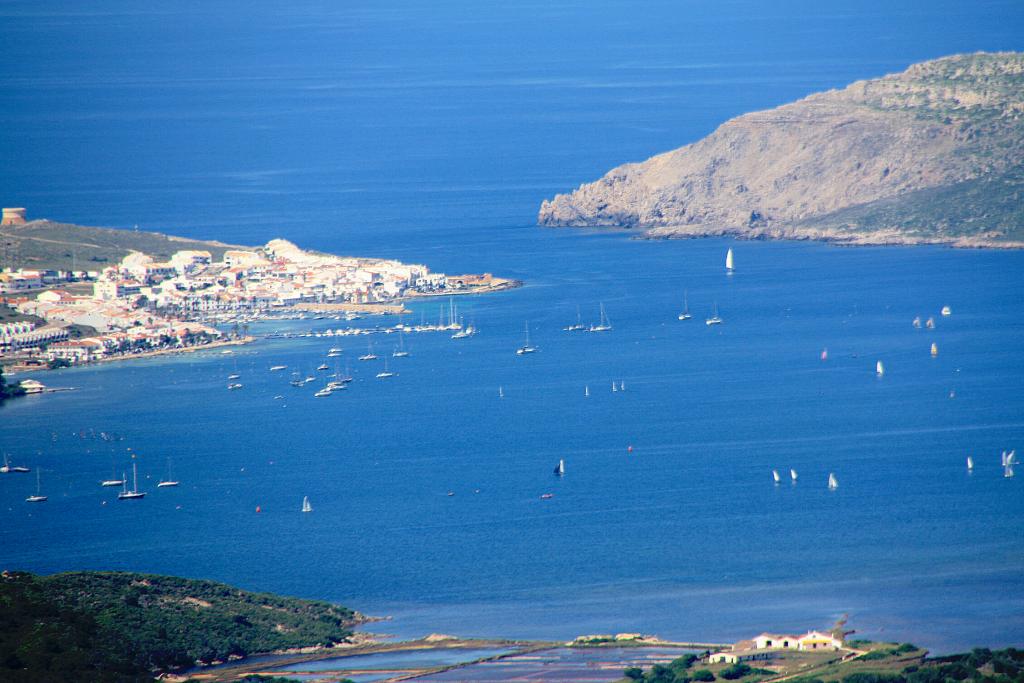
[{"left": 2, "top": 0, "right": 1024, "bottom": 655}]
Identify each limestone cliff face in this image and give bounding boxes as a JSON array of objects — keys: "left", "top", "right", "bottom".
[{"left": 538, "top": 52, "right": 1024, "bottom": 246}]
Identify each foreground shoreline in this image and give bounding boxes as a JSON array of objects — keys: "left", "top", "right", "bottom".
[
  {"left": 4, "top": 336, "right": 255, "bottom": 376},
  {"left": 541, "top": 223, "right": 1024, "bottom": 249},
  {"left": 638, "top": 225, "right": 1024, "bottom": 249}
]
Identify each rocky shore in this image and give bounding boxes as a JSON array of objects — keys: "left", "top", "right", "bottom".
[{"left": 540, "top": 52, "right": 1024, "bottom": 248}]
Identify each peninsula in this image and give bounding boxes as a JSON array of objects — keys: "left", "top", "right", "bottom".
[
  {"left": 538, "top": 52, "right": 1024, "bottom": 248},
  {"left": 0, "top": 216, "right": 517, "bottom": 373},
  {"left": 0, "top": 570, "right": 367, "bottom": 680}
]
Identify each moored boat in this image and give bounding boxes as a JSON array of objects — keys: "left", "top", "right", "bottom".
[
  {"left": 118, "top": 463, "right": 146, "bottom": 500},
  {"left": 516, "top": 322, "right": 537, "bottom": 355},
  {"left": 589, "top": 303, "right": 612, "bottom": 332},
  {"left": 26, "top": 470, "right": 47, "bottom": 503},
  {"left": 157, "top": 458, "right": 179, "bottom": 487},
  {"left": 678, "top": 291, "right": 692, "bottom": 321},
  {"left": 705, "top": 303, "right": 723, "bottom": 326},
  {"left": 564, "top": 306, "right": 586, "bottom": 331}
]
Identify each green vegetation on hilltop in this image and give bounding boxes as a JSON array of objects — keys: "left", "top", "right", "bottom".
[
  {"left": 0, "top": 220, "right": 248, "bottom": 271},
  {"left": 624, "top": 645, "right": 1024, "bottom": 683},
  {"left": 625, "top": 653, "right": 740, "bottom": 683},
  {"left": 798, "top": 166, "right": 1024, "bottom": 243},
  {"left": 789, "top": 647, "right": 1024, "bottom": 683},
  {"left": 0, "top": 571, "right": 362, "bottom": 682}
]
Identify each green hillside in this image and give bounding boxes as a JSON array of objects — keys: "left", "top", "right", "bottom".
[
  {"left": 0, "top": 220, "right": 248, "bottom": 271},
  {"left": 0, "top": 570, "right": 362, "bottom": 682}
]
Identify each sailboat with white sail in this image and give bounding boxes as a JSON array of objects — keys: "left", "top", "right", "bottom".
[
  {"left": 516, "top": 322, "right": 537, "bottom": 355},
  {"left": 118, "top": 463, "right": 146, "bottom": 500},
  {"left": 828, "top": 472, "right": 839, "bottom": 490},
  {"left": 790, "top": 469, "right": 798, "bottom": 482},
  {"left": 966, "top": 456, "right": 974, "bottom": 471},
  {"left": 772, "top": 469, "right": 780, "bottom": 484},
  {"left": 584, "top": 385, "right": 590, "bottom": 397},
  {"left": 302, "top": 496, "right": 312, "bottom": 513},
  {"left": 678, "top": 291, "right": 692, "bottom": 320},
  {"left": 589, "top": 303, "right": 612, "bottom": 332},
  {"left": 876, "top": 360, "right": 885, "bottom": 377},
  {"left": 725, "top": 248, "right": 734, "bottom": 273},
  {"left": 554, "top": 459, "right": 565, "bottom": 476},
  {"left": 26, "top": 469, "right": 47, "bottom": 503},
  {"left": 157, "top": 458, "right": 179, "bottom": 487}
]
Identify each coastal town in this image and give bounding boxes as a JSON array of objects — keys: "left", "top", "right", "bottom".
[{"left": 0, "top": 208, "right": 515, "bottom": 377}]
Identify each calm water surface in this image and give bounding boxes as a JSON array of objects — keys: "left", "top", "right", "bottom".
[{"left": 2, "top": 0, "right": 1023, "bottom": 654}]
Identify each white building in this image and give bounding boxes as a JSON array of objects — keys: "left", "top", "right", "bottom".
[
  {"left": 751, "top": 631, "right": 843, "bottom": 652},
  {"left": 223, "top": 250, "right": 267, "bottom": 268},
  {"left": 169, "top": 250, "right": 212, "bottom": 274}
]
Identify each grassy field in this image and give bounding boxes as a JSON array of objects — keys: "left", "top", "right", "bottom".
[{"left": 0, "top": 220, "right": 249, "bottom": 271}]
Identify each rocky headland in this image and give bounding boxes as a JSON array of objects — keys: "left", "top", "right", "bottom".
[{"left": 539, "top": 52, "right": 1024, "bottom": 248}]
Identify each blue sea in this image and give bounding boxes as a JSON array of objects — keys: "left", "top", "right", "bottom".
[{"left": 2, "top": 0, "right": 1024, "bottom": 654}]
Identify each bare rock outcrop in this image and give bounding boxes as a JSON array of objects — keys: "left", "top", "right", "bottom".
[{"left": 539, "top": 52, "right": 1024, "bottom": 247}]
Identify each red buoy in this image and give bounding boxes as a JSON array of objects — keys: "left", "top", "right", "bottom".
[
  {"left": 627, "top": 445, "right": 634, "bottom": 453},
  {"left": 255, "top": 505, "right": 261, "bottom": 513}
]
